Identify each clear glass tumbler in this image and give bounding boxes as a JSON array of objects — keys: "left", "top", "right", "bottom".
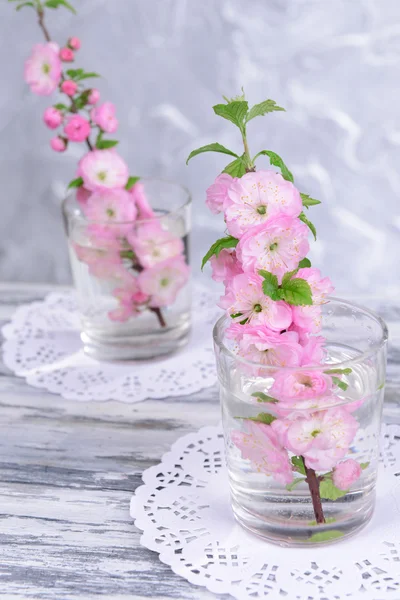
[
  {"left": 62, "top": 179, "right": 191, "bottom": 360},
  {"left": 214, "top": 298, "right": 388, "bottom": 546}
]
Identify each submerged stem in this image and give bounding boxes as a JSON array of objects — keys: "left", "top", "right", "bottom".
[{"left": 303, "top": 459, "right": 326, "bottom": 524}]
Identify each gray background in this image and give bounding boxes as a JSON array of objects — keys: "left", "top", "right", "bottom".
[{"left": 1, "top": 0, "right": 399, "bottom": 293}]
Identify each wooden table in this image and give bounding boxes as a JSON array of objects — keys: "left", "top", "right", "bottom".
[{"left": 0, "top": 284, "right": 399, "bottom": 600}]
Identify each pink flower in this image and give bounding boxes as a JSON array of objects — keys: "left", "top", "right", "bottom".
[
  {"left": 237, "top": 215, "right": 310, "bottom": 281},
  {"left": 292, "top": 268, "right": 335, "bottom": 333},
  {"left": 221, "top": 272, "right": 292, "bottom": 332},
  {"left": 50, "top": 136, "right": 67, "bottom": 152},
  {"left": 128, "top": 222, "right": 184, "bottom": 268},
  {"left": 88, "top": 253, "right": 124, "bottom": 279},
  {"left": 88, "top": 89, "right": 100, "bottom": 105},
  {"left": 68, "top": 37, "right": 81, "bottom": 50},
  {"left": 210, "top": 249, "right": 242, "bottom": 283},
  {"left": 24, "top": 42, "right": 61, "bottom": 96},
  {"left": 232, "top": 420, "right": 293, "bottom": 485},
  {"left": 332, "top": 459, "right": 362, "bottom": 490},
  {"left": 73, "top": 243, "right": 121, "bottom": 267},
  {"left": 60, "top": 47, "right": 74, "bottom": 62},
  {"left": 130, "top": 182, "right": 155, "bottom": 219},
  {"left": 108, "top": 277, "right": 142, "bottom": 322},
  {"left": 205, "top": 173, "right": 233, "bottom": 214},
  {"left": 61, "top": 79, "right": 78, "bottom": 96},
  {"left": 270, "top": 370, "right": 332, "bottom": 402},
  {"left": 239, "top": 327, "right": 304, "bottom": 367},
  {"left": 64, "top": 115, "right": 91, "bottom": 142},
  {"left": 78, "top": 150, "right": 129, "bottom": 191},
  {"left": 300, "top": 335, "right": 326, "bottom": 366},
  {"left": 225, "top": 170, "right": 302, "bottom": 238},
  {"left": 138, "top": 256, "right": 190, "bottom": 307},
  {"left": 84, "top": 189, "right": 137, "bottom": 237},
  {"left": 43, "top": 107, "right": 63, "bottom": 129},
  {"left": 76, "top": 186, "right": 91, "bottom": 206},
  {"left": 273, "top": 407, "right": 359, "bottom": 471},
  {"left": 91, "top": 102, "right": 118, "bottom": 133}
]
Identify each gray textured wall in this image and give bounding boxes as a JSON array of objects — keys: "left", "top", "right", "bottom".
[{"left": 1, "top": 0, "right": 399, "bottom": 293}]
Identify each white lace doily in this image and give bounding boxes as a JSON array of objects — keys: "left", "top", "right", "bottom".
[
  {"left": 131, "top": 423, "right": 400, "bottom": 600},
  {"left": 1, "top": 283, "right": 220, "bottom": 403}
]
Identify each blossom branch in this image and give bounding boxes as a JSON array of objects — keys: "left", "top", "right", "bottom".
[{"left": 304, "top": 461, "right": 326, "bottom": 524}]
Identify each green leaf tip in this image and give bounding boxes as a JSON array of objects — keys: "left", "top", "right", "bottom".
[
  {"left": 308, "top": 530, "right": 344, "bottom": 543},
  {"left": 186, "top": 143, "right": 238, "bottom": 165},
  {"left": 201, "top": 236, "right": 239, "bottom": 270}
]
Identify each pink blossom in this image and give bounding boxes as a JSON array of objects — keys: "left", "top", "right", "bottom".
[
  {"left": 24, "top": 43, "right": 61, "bottom": 96},
  {"left": 270, "top": 370, "right": 332, "bottom": 402},
  {"left": 73, "top": 243, "right": 121, "bottom": 267},
  {"left": 292, "top": 268, "right": 335, "bottom": 333},
  {"left": 138, "top": 256, "right": 190, "bottom": 307},
  {"left": 76, "top": 186, "right": 91, "bottom": 206},
  {"left": 237, "top": 215, "right": 310, "bottom": 281},
  {"left": 225, "top": 170, "right": 302, "bottom": 238},
  {"left": 300, "top": 334, "right": 326, "bottom": 366},
  {"left": 60, "top": 47, "right": 74, "bottom": 62},
  {"left": 64, "top": 115, "right": 91, "bottom": 142},
  {"left": 88, "top": 89, "right": 100, "bottom": 105},
  {"left": 220, "top": 272, "right": 292, "bottom": 332},
  {"left": 109, "top": 278, "right": 142, "bottom": 322},
  {"left": 43, "top": 107, "right": 63, "bottom": 129},
  {"left": 61, "top": 79, "right": 78, "bottom": 96},
  {"left": 332, "top": 459, "right": 362, "bottom": 490},
  {"left": 84, "top": 189, "right": 137, "bottom": 237},
  {"left": 91, "top": 102, "right": 118, "bottom": 134},
  {"left": 232, "top": 420, "right": 293, "bottom": 485},
  {"left": 210, "top": 249, "right": 242, "bottom": 283},
  {"left": 273, "top": 395, "right": 343, "bottom": 419},
  {"left": 239, "top": 327, "right": 304, "bottom": 367},
  {"left": 50, "top": 136, "right": 67, "bottom": 152},
  {"left": 205, "top": 173, "right": 233, "bottom": 214},
  {"left": 273, "top": 407, "right": 359, "bottom": 471},
  {"left": 128, "top": 222, "right": 184, "bottom": 268},
  {"left": 68, "top": 37, "right": 81, "bottom": 50},
  {"left": 130, "top": 182, "right": 155, "bottom": 219},
  {"left": 88, "top": 253, "right": 124, "bottom": 279},
  {"left": 78, "top": 149, "right": 129, "bottom": 191}
]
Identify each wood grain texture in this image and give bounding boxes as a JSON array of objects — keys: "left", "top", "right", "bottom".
[{"left": 0, "top": 284, "right": 399, "bottom": 599}]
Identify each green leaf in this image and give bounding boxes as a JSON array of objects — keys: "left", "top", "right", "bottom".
[
  {"left": 75, "top": 72, "right": 100, "bottom": 81},
  {"left": 74, "top": 90, "right": 92, "bottom": 109},
  {"left": 259, "top": 270, "right": 282, "bottom": 301},
  {"left": 331, "top": 376, "right": 348, "bottom": 391},
  {"left": 53, "top": 103, "right": 68, "bottom": 111},
  {"left": 319, "top": 478, "right": 347, "bottom": 500},
  {"left": 67, "top": 177, "right": 83, "bottom": 190},
  {"left": 377, "top": 381, "right": 385, "bottom": 391},
  {"left": 120, "top": 249, "right": 135, "bottom": 260},
  {"left": 360, "top": 462, "right": 370, "bottom": 470},
  {"left": 222, "top": 156, "right": 247, "bottom": 178},
  {"left": 298, "top": 258, "right": 312, "bottom": 268},
  {"left": 201, "top": 236, "right": 239, "bottom": 270},
  {"left": 125, "top": 176, "right": 140, "bottom": 190},
  {"left": 301, "top": 193, "right": 321, "bottom": 209},
  {"left": 280, "top": 278, "right": 313, "bottom": 306},
  {"left": 291, "top": 456, "right": 306, "bottom": 476},
  {"left": 251, "top": 392, "right": 278, "bottom": 404},
  {"left": 308, "top": 530, "right": 344, "bottom": 543},
  {"left": 247, "top": 99, "right": 285, "bottom": 122},
  {"left": 248, "top": 412, "right": 276, "bottom": 425},
  {"left": 286, "top": 477, "right": 305, "bottom": 492},
  {"left": 299, "top": 212, "right": 317, "bottom": 241},
  {"left": 16, "top": 2, "right": 35, "bottom": 10},
  {"left": 253, "top": 150, "right": 293, "bottom": 183},
  {"left": 213, "top": 100, "right": 249, "bottom": 130},
  {"left": 186, "top": 143, "right": 238, "bottom": 165},
  {"left": 325, "top": 368, "right": 352, "bottom": 375},
  {"left": 66, "top": 68, "right": 84, "bottom": 79},
  {"left": 96, "top": 139, "right": 119, "bottom": 150},
  {"left": 45, "top": 0, "right": 76, "bottom": 13},
  {"left": 281, "top": 269, "right": 299, "bottom": 287}
]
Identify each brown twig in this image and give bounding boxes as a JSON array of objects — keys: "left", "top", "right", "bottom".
[
  {"left": 304, "top": 460, "right": 326, "bottom": 524},
  {"left": 130, "top": 262, "right": 167, "bottom": 329}
]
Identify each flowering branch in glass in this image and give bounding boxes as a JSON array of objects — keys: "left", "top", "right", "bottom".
[
  {"left": 11, "top": 0, "right": 190, "bottom": 356},
  {"left": 187, "top": 92, "right": 386, "bottom": 544}
]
